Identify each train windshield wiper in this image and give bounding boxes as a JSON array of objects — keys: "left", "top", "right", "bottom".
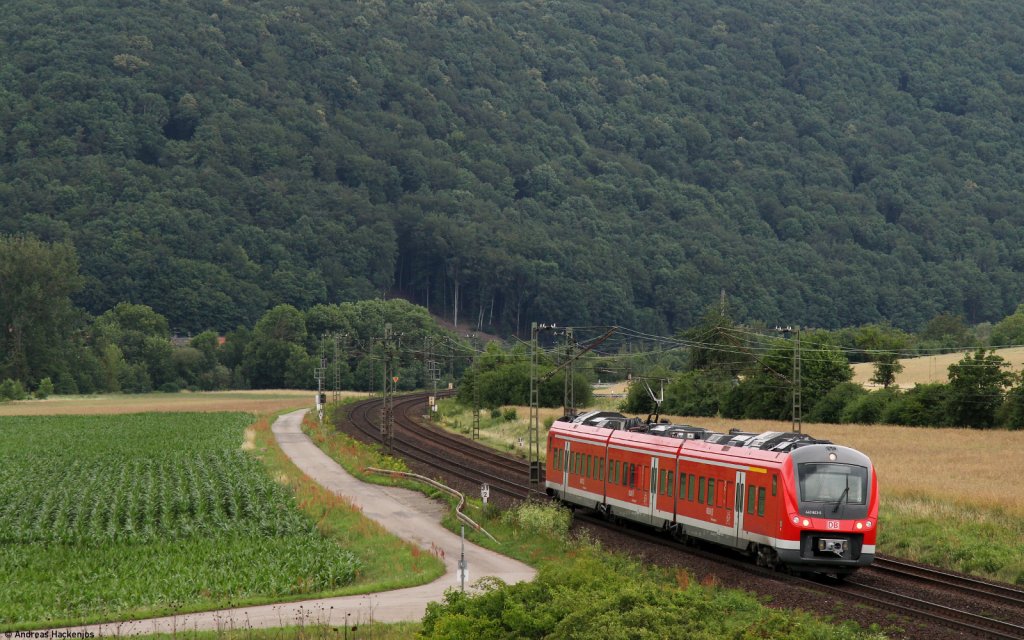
[{"left": 831, "top": 481, "right": 849, "bottom": 514}]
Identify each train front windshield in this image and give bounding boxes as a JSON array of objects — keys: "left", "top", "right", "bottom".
[{"left": 797, "top": 463, "right": 868, "bottom": 505}]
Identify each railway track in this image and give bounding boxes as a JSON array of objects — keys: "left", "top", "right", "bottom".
[
  {"left": 868, "top": 556, "right": 1024, "bottom": 609},
  {"left": 333, "top": 393, "right": 1024, "bottom": 639},
  {"left": 338, "top": 392, "right": 539, "bottom": 501}
]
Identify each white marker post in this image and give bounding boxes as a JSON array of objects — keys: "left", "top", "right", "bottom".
[
  {"left": 481, "top": 483, "right": 490, "bottom": 506},
  {"left": 457, "top": 525, "right": 468, "bottom": 591}
]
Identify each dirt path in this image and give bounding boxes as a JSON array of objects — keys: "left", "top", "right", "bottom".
[{"left": 48, "top": 410, "right": 535, "bottom": 635}]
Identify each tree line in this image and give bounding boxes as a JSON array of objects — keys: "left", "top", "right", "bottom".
[
  {"left": 0, "top": 235, "right": 465, "bottom": 399},
  {"left": 616, "top": 307, "right": 1024, "bottom": 430}
]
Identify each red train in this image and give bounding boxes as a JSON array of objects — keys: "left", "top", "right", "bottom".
[{"left": 545, "top": 412, "right": 878, "bottom": 577}]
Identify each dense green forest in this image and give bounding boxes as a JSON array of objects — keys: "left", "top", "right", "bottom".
[{"left": 3, "top": 0, "right": 1024, "bottom": 334}]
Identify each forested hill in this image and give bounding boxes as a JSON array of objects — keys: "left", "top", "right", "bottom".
[{"left": 3, "top": 0, "right": 1024, "bottom": 334}]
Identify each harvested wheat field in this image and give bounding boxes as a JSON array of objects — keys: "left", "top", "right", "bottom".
[
  {"left": 0, "top": 390, "right": 362, "bottom": 416},
  {"left": 851, "top": 346, "right": 1024, "bottom": 389}
]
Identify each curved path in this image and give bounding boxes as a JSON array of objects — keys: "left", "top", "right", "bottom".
[{"left": 50, "top": 410, "right": 536, "bottom": 635}]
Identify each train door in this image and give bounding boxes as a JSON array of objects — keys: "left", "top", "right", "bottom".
[
  {"left": 733, "top": 470, "right": 747, "bottom": 546},
  {"left": 648, "top": 457, "right": 658, "bottom": 524},
  {"left": 561, "top": 441, "right": 570, "bottom": 495},
  {"left": 723, "top": 475, "right": 735, "bottom": 527}
]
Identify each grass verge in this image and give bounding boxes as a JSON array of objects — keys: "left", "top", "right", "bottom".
[{"left": 880, "top": 494, "right": 1024, "bottom": 585}]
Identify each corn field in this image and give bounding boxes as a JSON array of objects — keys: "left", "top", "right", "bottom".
[{"left": 0, "top": 413, "right": 360, "bottom": 626}]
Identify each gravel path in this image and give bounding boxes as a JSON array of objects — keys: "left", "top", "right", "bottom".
[{"left": 46, "top": 409, "right": 535, "bottom": 636}]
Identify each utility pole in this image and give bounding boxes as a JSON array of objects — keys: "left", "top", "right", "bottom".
[
  {"left": 792, "top": 325, "right": 802, "bottom": 433},
  {"left": 472, "top": 378, "right": 480, "bottom": 440},
  {"left": 380, "top": 323, "right": 399, "bottom": 452},
  {"left": 563, "top": 327, "right": 575, "bottom": 418},
  {"left": 314, "top": 339, "right": 327, "bottom": 423},
  {"left": 529, "top": 322, "right": 544, "bottom": 486},
  {"left": 332, "top": 333, "right": 345, "bottom": 406},
  {"left": 424, "top": 336, "right": 441, "bottom": 420}
]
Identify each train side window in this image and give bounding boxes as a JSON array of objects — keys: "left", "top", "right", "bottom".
[
  {"left": 587, "top": 455, "right": 593, "bottom": 478},
  {"left": 772, "top": 475, "right": 777, "bottom": 496},
  {"left": 698, "top": 476, "right": 705, "bottom": 504},
  {"left": 707, "top": 478, "right": 715, "bottom": 505},
  {"left": 667, "top": 471, "right": 674, "bottom": 497},
  {"left": 553, "top": 449, "right": 559, "bottom": 471},
  {"left": 623, "top": 462, "right": 629, "bottom": 487},
  {"left": 599, "top": 458, "right": 605, "bottom": 482},
  {"left": 629, "top": 464, "right": 636, "bottom": 488},
  {"left": 757, "top": 487, "right": 766, "bottom": 517},
  {"left": 747, "top": 485, "right": 755, "bottom": 515},
  {"left": 736, "top": 483, "right": 743, "bottom": 512},
  {"left": 688, "top": 474, "right": 695, "bottom": 501}
]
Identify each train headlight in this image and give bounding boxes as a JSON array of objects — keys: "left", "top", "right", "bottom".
[
  {"left": 866, "top": 520, "right": 873, "bottom": 528},
  {"left": 801, "top": 519, "right": 810, "bottom": 527},
  {"left": 792, "top": 516, "right": 800, "bottom": 525},
  {"left": 828, "top": 452, "right": 837, "bottom": 461},
  {"left": 855, "top": 522, "right": 863, "bottom": 530}
]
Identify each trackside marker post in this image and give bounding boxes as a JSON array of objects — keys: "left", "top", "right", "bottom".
[{"left": 458, "top": 525, "right": 468, "bottom": 591}]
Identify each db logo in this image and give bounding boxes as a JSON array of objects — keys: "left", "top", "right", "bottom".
[{"left": 826, "top": 520, "right": 841, "bottom": 530}]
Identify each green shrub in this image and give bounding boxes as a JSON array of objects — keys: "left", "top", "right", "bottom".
[
  {"left": 501, "top": 502, "right": 572, "bottom": 539},
  {"left": 881, "top": 383, "right": 951, "bottom": 426},
  {"left": 34, "top": 377, "right": 54, "bottom": 399},
  {"left": 0, "top": 379, "right": 27, "bottom": 401},
  {"left": 490, "top": 408, "right": 502, "bottom": 419},
  {"left": 841, "top": 388, "right": 899, "bottom": 424},
  {"left": 502, "top": 407, "right": 517, "bottom": 421},
  {"left": 806, "top": 382, "right": 867, "bottom": 423}
]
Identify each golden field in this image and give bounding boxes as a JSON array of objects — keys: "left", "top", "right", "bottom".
[
  {"left": 851, "top": 345, "right": 1024, "bottom": 389},
  {"left": 0, "top": 389, "right": 353, "bottom": 416}
]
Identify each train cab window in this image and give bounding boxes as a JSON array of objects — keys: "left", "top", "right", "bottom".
[
  {"left": 707, "top": 478, "right": 715, "bottom": 505},
  {"left": 667, "top": 471, "right": 674, "bottom": 497},
  {"left": 747, "top": 486, "right": 755, "bottom": 515},
  {"left": 757, "top": 487, "right": 766, "bottom": 517},
  {"left": 698, "top": 476, "right": 705, "bottom": 504},
  {"left": 688, "top": 474, "right": 695, "bottom": 501},
  {"left": 772, "top": 475, "right": 777, "bottom": 497}
]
